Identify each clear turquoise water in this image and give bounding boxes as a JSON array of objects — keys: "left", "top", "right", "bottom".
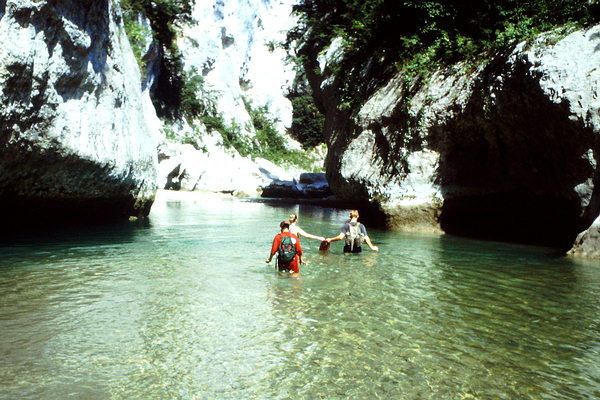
[{"left": 1, "top": 194, "right": 600, "bottom": 399}]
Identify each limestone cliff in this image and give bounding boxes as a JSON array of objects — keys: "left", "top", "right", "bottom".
[
  {"left": 0, "top": 0, "right": 159, "bottom": 227},
  {"left": 308, "top": 26, "right": 600, "bottom": 249},
  {"left": 178, "top": 0, "right": 296, "bottom": 135},
  {"left": 155, "top": 0, "right": 321, "bottom": 194}
]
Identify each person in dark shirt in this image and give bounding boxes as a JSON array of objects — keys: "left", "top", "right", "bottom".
[
  {"left": 326, "top": 210, "right": 379, "bottom": 253},
  {"left": 266, "top": 221, "right": 304, "bottom": 275}
]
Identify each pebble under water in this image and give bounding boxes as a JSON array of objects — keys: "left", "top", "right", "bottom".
[{"left": 1, "top": 193, "right": 600, "bottom": 399}]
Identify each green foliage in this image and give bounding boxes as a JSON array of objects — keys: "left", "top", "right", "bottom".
[
  {"left": 180, "top": 68, "right": 220, "bottom": 122},
  {"left": 237, "top": 98, "right": 322, "bottom": 171},
  {"left": 120, "top": 0, "right": 193, "bottom": 50},
  {"left": 122, "top": 16, "right": 151, "bottom": 71},
  {"left": 219, "top": 119, "right": 252, "bottom": 156},
  {"left": 287, "top": 79, "right": 326, "bottom": 149},
  {"left": 119, "top": 0, "right": 195, "bottom": 120},
  {"left": 289, "top": 0, "right": 599, "bottom": 110}
]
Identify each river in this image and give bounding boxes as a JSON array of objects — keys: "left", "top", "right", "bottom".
[{"left": 1, "top": 191, "right": 600, "bottom": 399}]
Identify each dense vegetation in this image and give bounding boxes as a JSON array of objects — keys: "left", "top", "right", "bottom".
[
  {"left": 287, "top": 74, "right": 326, "bottom": 149},
  {"left": 240, "top": 98, "right": 322, "bottom": 171},
  {"left": 288, "top": 0, "right": 600, "bottom": 111},
  {"left": 120, "top": 0, "right": 195, "bottom": 120}
]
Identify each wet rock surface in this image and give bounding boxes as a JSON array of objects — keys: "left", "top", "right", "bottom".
[{"left": 569, "top": 215, "right": 600, "bottom": 258}]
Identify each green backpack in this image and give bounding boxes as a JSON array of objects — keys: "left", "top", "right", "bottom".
[{"left": 278, "top": 235, "right": 297, "bottom": 263}]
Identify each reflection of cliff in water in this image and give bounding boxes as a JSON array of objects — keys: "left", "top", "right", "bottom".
[{"left": 0, "top": 218, "right": 150, "bottom": 252}]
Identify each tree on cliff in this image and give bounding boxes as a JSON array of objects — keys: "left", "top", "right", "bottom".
[{"left": 289, "top": 0, "right": 599, "bottom": 110}]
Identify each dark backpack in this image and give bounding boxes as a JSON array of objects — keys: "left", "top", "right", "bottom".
[
  {"left": 345, "top": 222, "right": 365, "bottom": 251},
  {"left": 278, "top": 235, "right": 296, "bottom": 263}
]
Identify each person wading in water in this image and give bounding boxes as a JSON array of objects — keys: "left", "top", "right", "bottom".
[
  {"left": 326, "top": 210, "right": 379, "bottom": 253},
  {"left": 266, "top": 221, "right": 304, "bottom": 276},
  {"left": 288, "top": 213, "right": 325, "bottom": 242}
]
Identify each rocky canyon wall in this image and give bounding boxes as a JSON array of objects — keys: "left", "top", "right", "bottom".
[
  {"left": 0, "top": 0, "right": 159, "bottom": 228},
  {"left": 310, "top": 26, "right": 600, "bottom": 250},
  {"left": 156, "top": 0, "right": 312, "bottom": 195}
]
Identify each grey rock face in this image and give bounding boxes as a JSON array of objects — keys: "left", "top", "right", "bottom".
[
  {"left": 568, "top": 215, "right": 600, "bottom": 258},
  {"left": 178, "top": 0, "right": 298, "bottom": 138},
  {"left": 311, "top": 26, "right": 600, "bottom": 249},
  {"left": 0, "top": 0, "right": 158, "bottom": 227}
]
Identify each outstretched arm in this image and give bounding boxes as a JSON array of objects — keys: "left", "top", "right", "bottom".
[
  {"left": 364, "top": 236, "right": 379, "bottom": 252},
  {"left": 326, "top": 232, "right": 345, "bottom": 243},
  {"left": 266, "top": 236, "right": 280, "bottom": 262},
  {"left": 296, "top": 227, "right": 325, "bottom": 241}
]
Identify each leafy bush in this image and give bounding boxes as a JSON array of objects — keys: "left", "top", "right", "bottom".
[
  {"left": 287, "top": 74, "right": 326, "bottom": 149},
  {"left": 240, "top": 98, "right": 322, "bottom": 171},
  {"left": 122, "top": 16, "right": 151, "bottom": 71},
  {"left": 288, "top": 0, "right": 600, "bottom": 110},
  {"left": 180, "top": 67, "right": 222, "bottom": 122}
]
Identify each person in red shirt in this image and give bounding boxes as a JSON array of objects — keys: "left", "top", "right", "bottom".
[{"left": 266, "top": 221, "right": 304, "bottom": 275}]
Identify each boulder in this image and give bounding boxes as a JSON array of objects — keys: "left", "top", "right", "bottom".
[
  {"left": 0, "top": 0, "right": 158, "bottom": 227},
  {"left": 261, "top": 180, "right": 305, "bottom": 198},
  {"left": 568, "top": 216, "right": 600, "bottom": 258},
  {"left": 299, "top": 172, "right": 327, "bottom": 184}
]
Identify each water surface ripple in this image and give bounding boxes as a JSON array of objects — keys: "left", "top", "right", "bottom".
[{"left": 1, "top": 195, "right": 600, "bottom": 399}]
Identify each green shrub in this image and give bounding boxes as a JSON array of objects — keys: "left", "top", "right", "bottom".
[
  {"left": 122, "top": 15, "right": 151, "bottom": 71},
  {"left": 289, "top": 92, "right": 325, "bottom": 148},
  {"left": 288, "top": 0, "right": 600, "bottom": 110},
  {"left": 237, "top": 98, "right": 322, "bottom": 171}
]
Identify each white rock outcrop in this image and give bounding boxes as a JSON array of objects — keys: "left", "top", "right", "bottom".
[
  {"left": 0, "top": 0, "right": 159, "bottom": 224},
  {"left": 155, "top": 0, "right": 319, "bottom": 194},
  {"left": 569, "top": 215, "right": 600, "bottom": 258},
  {"left": 158, "top": 128, "right": 301, "bottom": 197},
  {"left": 313, "top": 26, "right": 600, "bottom": 248},
  {"left": 179, "top": 0, "right": 297, "bottom": 135}
]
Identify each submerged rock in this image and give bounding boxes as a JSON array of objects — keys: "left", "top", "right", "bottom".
[
  {"left": 0, "top": 0, "right": 159, "bottom": 227},
  {"left": 309, "top": 25, "right": 600, "bottom": 249}
]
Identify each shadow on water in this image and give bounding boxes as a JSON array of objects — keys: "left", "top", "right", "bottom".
[
  {"left": 417, "top": 235, "right": 600, "bottom": 398},
  {"left": 0, "top": 218, "right": 151, "bottom": 259}
]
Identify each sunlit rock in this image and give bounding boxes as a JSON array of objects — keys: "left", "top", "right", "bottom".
[
  {"left": 179, "top": 0, "right": 298, "bottom": 137},
  {"left": 311, "top": 25, "right": 600, "bottom": 248},
  {"left": 158, "top": 129, "right": 301, "bottom": 197},
  {"left": 0, "top": 0, "right": 159, "bottom": 227},
  {"left": 569, "top": 215, "right": 600, "bottom": 258}
]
